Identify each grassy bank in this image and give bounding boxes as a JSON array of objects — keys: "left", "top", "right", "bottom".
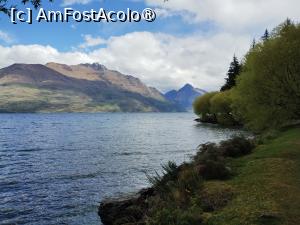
[
  {"left": 99, "top": 127, "right": 300, "bottom": 225},
  {"left": 205, "top": 127, "right": 300, "bottom": 225}
]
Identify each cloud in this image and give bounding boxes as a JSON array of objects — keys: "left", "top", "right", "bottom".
[
  {"left": 61, "top": 0, "right": 92, "bottom": 6},
  {"left": 0, "top": 31, "right": 250, "bottom": 92},
  {"left": 145, "top": 0, "right": 300, "bottom": 33},
  {"left": 0, "top": 30, "right": 14, "bottom": 44},
  {"left": 79, "top": 34, "right": 106, "bottom": 49}
]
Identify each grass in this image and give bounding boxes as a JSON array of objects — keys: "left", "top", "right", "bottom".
[
  {"left": 205, "top": 127, "right": 300, "bottom": 225},
  {"left": 142, "top": 128, "right": 300, "bottom": 225}
]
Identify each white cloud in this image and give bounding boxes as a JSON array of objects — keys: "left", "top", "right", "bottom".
[
  {"left": 0, "top": 31, "right": 250, "bottom": 92},
  {"left": 146, "top": 0, "right": 300, "bottom": 33},
  {"left": 0, "top": 30, "right": 14, "bottom": 44},
  {"left": 79, "top": 34, "right": 106, "bottom": 49},
  {"left": 62, "top": 0, "right": 92, "bottom": 6}
]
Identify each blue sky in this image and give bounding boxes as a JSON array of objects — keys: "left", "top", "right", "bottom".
[
  {"left": 0, "top": 0, "right": 202, "bottom": 49},
  {"left": 0, "top": 0, "right": 299, "bottom": 91}
]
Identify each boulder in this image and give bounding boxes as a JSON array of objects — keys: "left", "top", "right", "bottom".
[{"left": 98, "top": 188, "right": 155, "bottom": 225}]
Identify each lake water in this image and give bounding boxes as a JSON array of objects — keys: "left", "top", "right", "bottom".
[{"left": 0, "top": 113, "right": 245, "bottom": 225}]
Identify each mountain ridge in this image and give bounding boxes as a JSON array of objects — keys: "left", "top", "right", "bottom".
[
  {"left": 165, "top": 83, "right": 206, "bottom": 110},
  {"left": 0, "top": 63, "right": 183, "bottom": 113}
]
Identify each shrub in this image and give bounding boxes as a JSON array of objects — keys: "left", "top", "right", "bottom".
[
  {"left": 194, "top": 143, "right": 231, "bottom": 180},
  {"left": 147, "top": 161, "right": 179, "bottom": 194},
  {"left": 194, "top": 143, "right": 222, "bottom": 164},
  {"left": 176, "top": 167, "right": 203, "bottom": 198},
  {"left": 196, "top": 161, "right": 231, "bottom": 180},
  {"left": 219, "top": 136, "right": 254, "bottom": 158}
]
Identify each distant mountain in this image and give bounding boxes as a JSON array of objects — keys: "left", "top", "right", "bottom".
[
  {"left": 165, "top": 84, "right": 206, "bottom": 110},
  {"left": 0, "top": 63, "right": 183, "bottom": 113}
]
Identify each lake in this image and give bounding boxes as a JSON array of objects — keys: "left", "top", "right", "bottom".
[{"left": 0, "top": 113, "right": 245, "bottom": 225}]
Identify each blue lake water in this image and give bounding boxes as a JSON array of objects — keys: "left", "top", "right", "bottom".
[{"left": 0, "top": 113, "right": 245, "bottom": 225}]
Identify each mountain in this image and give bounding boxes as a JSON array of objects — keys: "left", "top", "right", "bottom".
[
  {"left": 0, "top": 63, "right": 183, "bottom": 113},
  {"left": 165, "top": 84, "right": 206, "bottom": 110}
]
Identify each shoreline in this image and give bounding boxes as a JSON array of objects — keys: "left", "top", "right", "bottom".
[{"left": 98, "top": 127, "right": 300, "bottom": 225}]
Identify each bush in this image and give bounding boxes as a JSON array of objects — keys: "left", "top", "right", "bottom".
[
  {"left": 194, "top": 143, "right": 222, "bottom": 164},
  {"left": 219, "top": 136, "right": 254, "bottom": 158},
  {"left": 196, "top": 160, "right": 231, "bottom": 180},
  {"left": 194, "top": 143, "right": 231, "bottom": 180},
  {"left": 147, "top": 161, "right": 180, "bottom": 194}
]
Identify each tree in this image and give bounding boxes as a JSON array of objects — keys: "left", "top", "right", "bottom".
[
  {"left": 220, "top": 56, "right": 241, "bottom": 91},
  {"left": 251, "top": 38, "right": 256, "bottom": 49},
  {"left": 193, "top": 92, "right": 218, "bottom": 122},
  {"left": 231, "top": 21, "right": 300, "bottom": 131},
  {"left": 210, "top": 91, "right": 237, "bottom": 126},
  {"left": 0, "top": 0, "right": 53, "bottom": 15},
  {"left": 261, "top": 29, "right": 270, "bottom": 41}
]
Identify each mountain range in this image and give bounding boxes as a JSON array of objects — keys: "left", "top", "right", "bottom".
[
  {"left": 165, "top": 84, "right": 206, "bottom": 110},
  {"left": 0, "top": 63, "right": 206, "bottom": 113}
]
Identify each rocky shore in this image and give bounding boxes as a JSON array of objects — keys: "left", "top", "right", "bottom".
[
  {"left": 98, "top": 136, "right": 255, "bottom": 225},
  {"left": 98, "top": 188, "right": 155, "bottom": 225}
]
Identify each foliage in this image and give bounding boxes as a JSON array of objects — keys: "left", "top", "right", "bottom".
[
  {"left": 143, "top": 136, "right": 255, "bottom": 225},
  {"left": 193, "top": 91, "right": 239, "bottom": 126},
  {"left": 193, "top": 92, "right": 218, "bottom": 122},
  {"left": 219, "top": 136, "right": 254, "bottom": 158},
  {"left": 261, "top": 29, "right": 270, "bottom": 41},
  {"left": 147, "top": 161, "right": 180, "bottom": 195},
  {"left": 144, "top": 128, "right": 300, "bottom": 225},
  {"left": 193, "top": 92, "right": 217, "bottom": 116},
  {"left": 220, "top": 56, "right": 242, "bottom": 91},
  {"left": 0, "top": 0, "right": 53, "bottom": 14},
  {"left": 193, "top": 143, "right": 229, "bottom": 181},
  {"left": 231, "top": 20, "right": 300, "bottom": 131},
  {"left": 210, "top": 91, "right": 237, "bottom": 126}
]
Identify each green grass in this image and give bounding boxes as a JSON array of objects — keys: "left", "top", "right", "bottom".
[{"left": 205, "top": 127, "right": 300, "bottom": 225}]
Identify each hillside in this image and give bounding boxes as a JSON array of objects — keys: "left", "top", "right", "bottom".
[
  {"left": 165, "top": 84, "right": 206, "bottom": 110},
  {"left": 0, "top": 63, "right": 183, "bottom": 113}
]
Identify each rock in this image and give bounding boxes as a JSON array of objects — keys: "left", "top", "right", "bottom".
[{"left": 98, "top": 188, "right": 155, "bottom": 225}]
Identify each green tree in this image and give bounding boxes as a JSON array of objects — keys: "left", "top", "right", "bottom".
[
  {"left": 220, "top": 56, "right": 241, "bottom": 91},
  {"left": 193, "top": 92, "right": 217, "bottom": 122},
  {"left": 210, "top": 91, "right": 237, "bottom": 126},
  {"left": 232, "top": 20, "right": 300, "bottom": 131}
]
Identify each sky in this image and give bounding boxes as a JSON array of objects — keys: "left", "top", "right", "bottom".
[{"left": 0, "top": 0, "right": 299, "bottom": 92}]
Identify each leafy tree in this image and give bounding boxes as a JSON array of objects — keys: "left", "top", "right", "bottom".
[
  {"left": 231, "top": 20, "right": 300, "bottom": 131},
  {"left": 210, "top": 91, "right": 237, "bottom": 126},
  {"left": 0, "top": 0, "right": 53, "bottom": 14},
  {"left": 220, "top": 56, "right": 241, "bottom": 91},
  {"left": 193, "top": 92, "right": 217, "bottom": 122}
]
